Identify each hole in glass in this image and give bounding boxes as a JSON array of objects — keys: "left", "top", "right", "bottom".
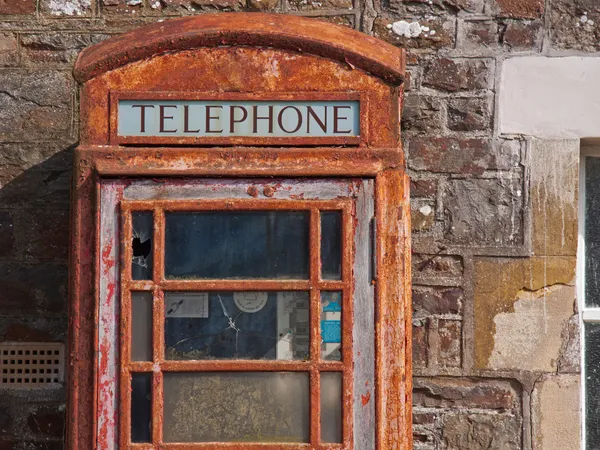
[
  {"left": 131, "top": 212, "right": 153, "bottom": 280},
  {"left": 321, "top": 372, "right": 343, "bottom": 443},
  {"left": 321, "top": 211, "right": 342, "bottom": 280},
  {"left": 165, "top": 291, "right": 309, "bottom": 360},
  {"left": 131, "top": 372, "right": 152, "bottom": 443},
  {"left": 321, "top": 292, "right": 342, "bottom": 361},
  {"left": 165, "top": 211, "right": 309, "bottom": 279},
  {"left": 163, "top": 372, "right": 309, "bottom": 443}
]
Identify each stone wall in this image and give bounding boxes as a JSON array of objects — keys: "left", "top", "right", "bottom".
[{"left": 0, "top": 0, "right": 590, "bottom": 448}]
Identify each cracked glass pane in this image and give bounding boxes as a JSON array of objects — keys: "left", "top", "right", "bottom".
[
  {"left": 131, "top": 372, "right": 152, "bottom": 443},
  {"left": 321, "top": 292, "right": 342, "bottom": 361},
  {"left": 163, "top": 372, "right": 309, "bottom": 443},
  {"left": 131, "top": 212, "right": 153, "bottom": 280},
  {"left": 586, "top": 323, "right": 600, "bottom": 448},
  {"left": 131, "top": 292, "right": 152, "bottom": 362},
  {"left": 321, "top": 372, "right": 343, "bottom": 443},
  {"left": 321, "top": 211, "right": 342, "bottom": 280},
  {"left": 164, "top": 291, "right": 309, "bottom": 360},
  {"left": 165, "top": 211, "right": 309, "bottom": 279}
]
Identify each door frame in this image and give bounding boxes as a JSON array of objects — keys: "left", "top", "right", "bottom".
[{"left": 69, "top": 146, "right": 411, "bottom": 449}]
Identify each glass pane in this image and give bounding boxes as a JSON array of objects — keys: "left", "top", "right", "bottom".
[
  {"left": 132, "top": 212, "right": 153, "bottom": 280},
  {"left": 131, "top": 373, "right": 152, "bottom": 443},
  {"left": 321, "top": 211, "right": 342, "bottom": 280},
  {"left": 163, "top": 372, "right": 309, "bottom": 443},
  {"left": 131, "top": 292, "right": 152, "bottom": 362},
  {"left": 321, "top": 372, "right": 343, "bottom": 443},
  {"left": 165, "top": 211, "right": 309, "bottom": 279},
  {"left": 321, "top": 292, "right": 342, "bottom": 361},
  {"left": 586, "top": 323, "right": 600, "bottom": 448},
  {"left": 165, "top": 291, "right": 309, "bottom": 360},
  {"left": 586, "top": 157, "right": 600, "bottom": 307}
]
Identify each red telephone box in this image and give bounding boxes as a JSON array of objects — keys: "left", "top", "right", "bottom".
[{"left": 69, "top": 13, "right": 410, "bottom": 450}]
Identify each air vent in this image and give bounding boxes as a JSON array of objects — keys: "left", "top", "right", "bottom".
[{"left": 0, "top": 343, "right": 65, "bottom": 387}]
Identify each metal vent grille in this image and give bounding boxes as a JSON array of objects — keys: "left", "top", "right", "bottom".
[{"left": 0, "top": 343, "right": 65, "bottom": 386}]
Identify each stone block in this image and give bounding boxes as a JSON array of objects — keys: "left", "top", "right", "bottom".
[
  {"left": 413, "top": 319, "right": 429, "bottom": 368},
  {"left": 409, "top": 137, "right": 514, "bottom": 175},
  {"left": 0, "top": 0, "right": 35, "bottom": 14},
  {"left": 0, "top": 263, "right": 67, "bottom": 314},
  {"left": 423, "top": 58, "right": 493, "bottom": 92},
  {"left": 474, "top": 256, "right": 577, "bottom": 370},
  {"left": 288, "top": 0, "right": 351, "bottom": 11},
  {"left": 27, "top": 407, "right": 64, "bottom": 438},
  {"left": 531, "top": 374, "right": 580, "bottom": 449},
  {"left": 383, "top": 0, "right": 482, "bottom": 15},
  {"left": 438, "top": 319, "right": 462, "bottom": 367},
  {"left": 442, "top": 412, "right": 521, "bottom": 449},
  {"left": 458, "top": 20, "right": 499, "bottom": 53},
  {"left": 247, "top": 0, "right": 279, "bottom": 10},
  {"left": 0, "top": 211, "right": 14, "bottom": 258},
  {"left": 40, "top": 0, "right": 91, "bottom": 15},
  {"left": 447, "top": 96, "right": 493, "bottom": 131},
  {"left": 401, "top": 94, "right": 443, "bottom": 134},
  {"left": 550, "top": 1, "right": 600, "bottom": 52},
  {"left": 154, "top": 0, "right": 245, "bottom": 11},
  {"left": 0, "top": 71, "right": 73, "bottom": 142},
  {"left": 442, "top": 178, "right": 523, "bottom": 245},
  {"left": 0, "top": 142, "right": 73, "bottom": 187},
  {"left": 413, "top": 287, "right": 463, "bottom": 317},
  {"left": 101, "top": 0, "right": 143, "bottom": 14},
  {"left": 558, "top": 314, "right": 580, "bottom": 373},
  {"left": 530, "top": 138, "right": 579, "bottom": 257},
  {"left": 501, "top": 19, "right": 543, "bottom": 50},
  {"left": 410, "top": 179, "right": 438, "bottom": 199},
  {"left": 413, "top": 377, "right": 521, "bottom": 410},
  {"left": 372, "top": 16, "right": 455, "bottom": 50},
  {"left": 412, "top": 254, "right": 464, "bottom": 279},
  {"left": 412, "top": 202, "right": 435, "bottom": 232},
  {"left": 0, "top": 34, "right": 18, "bottom": 66},
  {"left": 14, "top": 209, "right": 69, "bottom": 262},
  {"left": 493, "top": 0, "right": 544, "bottom": 18},
  {"left": 21, "top": 33, "right": 111, "bottom": 66}
]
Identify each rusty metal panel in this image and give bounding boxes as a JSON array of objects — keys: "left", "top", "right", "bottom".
[{"left": 73, "top": 14, "right": 404, "bottom": 85}]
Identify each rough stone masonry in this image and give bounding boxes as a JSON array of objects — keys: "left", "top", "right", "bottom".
[{"left": 0, "top": 0, "right": 592, "bottom": 448}]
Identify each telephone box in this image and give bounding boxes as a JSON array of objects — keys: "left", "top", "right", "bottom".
[{"left": 69, "top": 13, "right": 410, "bottom": 450}]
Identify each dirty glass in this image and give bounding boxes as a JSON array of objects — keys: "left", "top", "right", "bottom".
[
  {"left": 164, "top": 211, "right": 309, "bottom": 279},
  {"left": 131, "top": 292, "right": 152, "bottom": 362},
  {"left": 131, "top": 372, "right": 152, "bottom": 443},
  {"left": 131, "top": 212, "right": 153, "bottom": 280},
  {"left": 321, "top": 211, "right": 342, "bottom": 280},
  {"left": 163, "top": 372, "right": 309, "bottom": 443},
  {"left": 586, "top": 323, "right": 600, "bottom": 448},
  {"left": 586, "top": 157, "right": 600, "bottom": 307},
  {"left": 164, "top": 291, "right": 309, "bottom": 360},
  {"left": 321, "top": 292, "right": 342, "bottom": 361},
  {"left": 321, "top": 372, "right": 343, "bottom": 443}
]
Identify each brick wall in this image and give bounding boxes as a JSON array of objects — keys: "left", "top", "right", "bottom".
[{"left": 0, "top": 0, "right": 591, "bottom": 448}]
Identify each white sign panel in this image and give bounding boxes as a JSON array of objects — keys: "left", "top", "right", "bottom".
[
  {"left": 118, "top": 100, "right": 360, "bottom": 138},
  {"left": 165, "top": 292, "right": 209, "bottom": 318}
]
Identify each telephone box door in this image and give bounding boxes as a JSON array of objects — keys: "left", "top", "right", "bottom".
[{"left": 98, "top": 177, "right": 375, "bottom": 449}]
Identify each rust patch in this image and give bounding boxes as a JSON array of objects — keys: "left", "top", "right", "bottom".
[{"left": 361, "top": 391, "right": 371, "bottom": 406}]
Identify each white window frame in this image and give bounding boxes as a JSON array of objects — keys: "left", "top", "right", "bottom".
[{"left": 578, "top": 145, "right": 600, "bottom": 450}]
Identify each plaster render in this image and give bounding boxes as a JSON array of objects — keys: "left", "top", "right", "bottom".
[{"left": 500, "top": 56, "right": 600, "bottom": 138}]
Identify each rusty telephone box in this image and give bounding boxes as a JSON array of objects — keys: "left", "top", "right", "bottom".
[{"left": 68, "top": 13, "right": 410, "bottom": 450}]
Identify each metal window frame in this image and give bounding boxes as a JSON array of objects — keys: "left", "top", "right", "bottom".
[{"left": 119, "top": 197, "right": 353, "bottom": 449}]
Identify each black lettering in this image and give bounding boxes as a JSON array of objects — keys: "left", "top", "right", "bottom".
[
  {"left": 252, "top": 105, "right": 274, "bottom": 134},
  {"left": 205, "top": 105, "right": 223, "bottom": 133},
  {"left": 306, "top": 106, "right": 328, "bottom": 133},
  {"left": 333, "top": 105, "right": 352, "bottom": 134},
  {"left": 278, "top": 106, "right": 303, "bottom": 134},
  {"left": 159, "top": 105, "right": 178, "bottom": 133},
  {"left": 131, "top": 104, "right": 155, "bottom": 133},
  {"left": 229, "top": 105, "right": 248, "bottom": 133},
  {"left": 183, "top": 105, "right": 200, "bottom": 133}
]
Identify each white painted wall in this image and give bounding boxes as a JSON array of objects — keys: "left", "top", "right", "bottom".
[{"left": 499, "top": 56, "right": 600, "bottom": 138}]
